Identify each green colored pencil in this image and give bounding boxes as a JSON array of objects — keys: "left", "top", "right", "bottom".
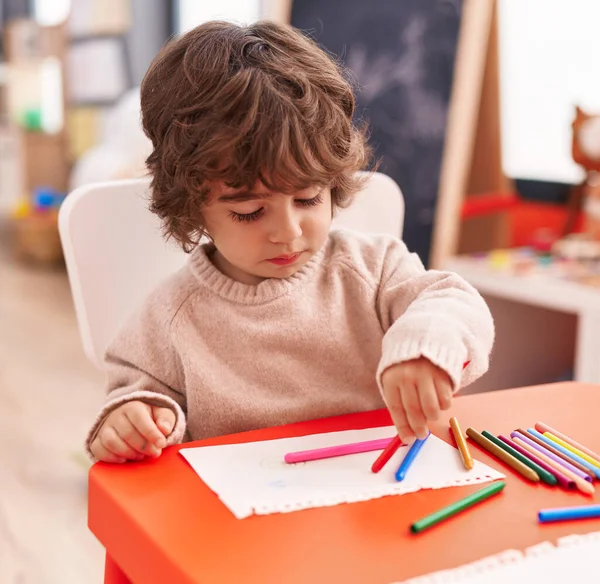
[
  {"left": 481, "top": 430, "right": 557, "bottom": 486},
  {"left": 410, "top": 481, "right": 506, "bottom": 534}
]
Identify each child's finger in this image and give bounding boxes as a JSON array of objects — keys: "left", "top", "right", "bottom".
[
  {"left": 98, "top": 427, "right": 141, "bottom": 460},
  {"left": 151, "top": 406, "right": 176, "bottom": 437},
  {"left": 125, "top": 405, "right": 166, "bottom": 451},
  {"left": 417, "top": 377, "right": 440, "bottom": 421},
  {"left": 113, "top": 414, "right": 158, "bottom": 456},
  {"left": 90, "top": 439, "right": 126, "bottom": 463},
  {"left": 435, "top": 378, "right": 453, "bottom": 410},
  {"left": 400, "top": 383, "right": 429, "bottom": 440},
  {"left": 385, "top": 384, "right": 415, "bottom": 444}
]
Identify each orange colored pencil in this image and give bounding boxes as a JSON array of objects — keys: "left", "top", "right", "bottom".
[
  {"left": 512, "top": 436, "right": 594, "bottom": 496},
  {"left": 450, "top": 417, "right": 474, "bottom": 470},
  {"left": 371, "top": 435, "right": 402, "bottom": 473}
]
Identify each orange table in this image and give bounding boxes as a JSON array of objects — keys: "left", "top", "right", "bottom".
[{"left": 89, "top": 382, "right": 600, "bottom": 583}]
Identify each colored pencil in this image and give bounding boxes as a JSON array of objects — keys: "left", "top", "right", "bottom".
[
  {"left": 538, "top": 504, "right": 600, "bottom": 524},
  {"left": 482, "top": 431, "right": 557, "bottom": 486},
  {"left": 284, "top": 437, "right": 394, "bottom": 464},
  {"left": 449, "top": 417, "right": 474, "bottom": 470},
  {"left": 466, "top": 428, "right": 539, "bottom": 483},
  {"left": 395, "top": 433, "right": 430, "bottom": 482},
  {"left": 371, "top": 435, "right": 402, "bottom": 473},
  {"left": 543, "top": 432, "right": 600, "bottom": 470},
  {"left": 512, "top": 436, "right": 593, "bottom": 496},
  {"left": 535, "top": 422, "right": 600, "bottom": 466},
  {"left": 499, "top": 435, "right": 573, "bottom": 490},
  {"left": 410, "top": 481, "right": 506, "bottom": 534},
  {"left": 527, "top": 428, "right": 600, "bottom": 480},
  {"left": 515, "top": 428, "right": 595, "bottom": 481}
]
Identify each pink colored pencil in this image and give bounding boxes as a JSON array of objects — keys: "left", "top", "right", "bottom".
[
  {"left": 371, "top": 435, "right": 403, "bottom": 473},
  {"left": 535, "top": 422, "right": 600, "bottom": 465},
  {"left": 499, "top": 435, "right": 574, "bottom": 490},
  {"left": 284, "top": 437, "right": 394, "bottom": 464},
  {"left": 511, "top": 431, "right": 593, "bottom": 482},
  {"left": 512, "top": 435, "right": 594, "bottom": 496}
]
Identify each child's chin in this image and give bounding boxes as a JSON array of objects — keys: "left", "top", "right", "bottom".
[
  {"left": 266, "top": 261, "right": 305, "bottom": 278},
  {"left": 269, "top": 266, "right": 300, "bottom": 278}
]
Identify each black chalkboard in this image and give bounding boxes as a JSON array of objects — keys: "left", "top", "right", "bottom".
[{"left": 291, "top": 0, "right": 462, "bottom": 266}]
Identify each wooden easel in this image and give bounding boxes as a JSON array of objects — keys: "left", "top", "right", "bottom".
[{"left": 430, "top": 0, "right": 511, "bottom": 268}]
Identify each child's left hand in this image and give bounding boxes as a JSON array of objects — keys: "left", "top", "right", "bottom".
[{"left": 380, "top": 357, "right": 453, "bottom": 445}]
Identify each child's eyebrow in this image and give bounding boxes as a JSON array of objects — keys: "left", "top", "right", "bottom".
[{"left": 217, "top": 191, "right": 271, "bottom": 203}]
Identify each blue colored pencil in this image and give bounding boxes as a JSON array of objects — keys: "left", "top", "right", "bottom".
[
  {"left": 539, "top": 504, "right": 600, "bottom": 524},
  {"left": 395, "top": 433, "right": 430, "bottom": 481},
  {"left": 528, "top": 428, "right": 600, "bottom": 480}
]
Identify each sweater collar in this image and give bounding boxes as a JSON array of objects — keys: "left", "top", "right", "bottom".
[{"left": 188, "top": 240, "right": 327, "bottom": 304}]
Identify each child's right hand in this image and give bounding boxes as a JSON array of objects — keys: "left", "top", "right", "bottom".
[{"left": 89, "top": 400, "right": 176, "bottom": 463}]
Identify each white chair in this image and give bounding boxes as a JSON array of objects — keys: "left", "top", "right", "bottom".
[{"left": 58, "top": 172, "right": 404, "bottom": 368}]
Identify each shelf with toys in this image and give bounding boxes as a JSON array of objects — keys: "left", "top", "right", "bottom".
[
  {"left": 0, "top": 18, "right": 70, "bottom": 265},
  {"left": 444, "top": 106, "right": 600, "bottom": 393},
  {"left": 12, "top": 187, "right": 65, "bottom": 264},
  {"left": 447, "top": 104, "right": 600, "bottom": 300}
]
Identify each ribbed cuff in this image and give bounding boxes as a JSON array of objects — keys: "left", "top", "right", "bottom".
[
  {"left": 85, "top": 391, "right": 187, "bottom": 461},
  {"left": 376, "top": 337, "right": 468, "bottom": 395}
]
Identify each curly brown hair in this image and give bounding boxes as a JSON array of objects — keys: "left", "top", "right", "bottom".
[{"left": 140, "top": 20, "right": 375, "bottom": 251}]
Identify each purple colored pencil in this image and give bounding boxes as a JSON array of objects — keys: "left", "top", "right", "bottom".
[
  {"left": 511, "top": 431, "right": 593, "bottom": 482},
  {"left": 499, "top": 435, "right": 575, "bottom": 490}
]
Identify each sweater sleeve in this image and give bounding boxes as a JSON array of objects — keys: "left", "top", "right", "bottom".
[
  {"left": 84, "top": 291, "right": 188, "bottom": 460},
  {"left": 374, "top": 238, "right": 494, "bottom": 392}
]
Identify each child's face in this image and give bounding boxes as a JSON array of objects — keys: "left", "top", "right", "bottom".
[{"left": 202, "top": 182, "right": 333, "bottom": 284}]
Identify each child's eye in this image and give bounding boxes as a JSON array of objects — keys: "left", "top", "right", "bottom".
[
  {"left": 296, "top": 193, "right": 323, "bottom": 207},
  {"left": 229, "top": 208, "right": 264, "bottom": 223},
  {"left": 228, "top": 193, "right": 322, "bottom": 223}
]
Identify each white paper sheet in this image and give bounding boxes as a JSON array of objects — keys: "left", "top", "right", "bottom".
[
  {"left": 394, "top": 531, "right": 600, "bottom": 584},
  {"left": 180, "top": 426, "right": 505, "bottom": 519}
]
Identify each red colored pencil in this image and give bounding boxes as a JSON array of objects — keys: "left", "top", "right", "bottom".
[{"left": 371, "top": 435, "right": 403, "bottom": 473}]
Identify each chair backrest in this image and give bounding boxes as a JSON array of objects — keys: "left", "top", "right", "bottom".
[{"left": 59, "top": 171, "right": 404, "bottom": 368}]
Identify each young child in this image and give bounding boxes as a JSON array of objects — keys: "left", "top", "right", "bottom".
[{"left": 87, "top": 20, "right": 494, "bottom": 463}]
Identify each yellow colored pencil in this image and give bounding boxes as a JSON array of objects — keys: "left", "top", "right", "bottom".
[
  {"left": 512, "top": 436, "right": 594, "bottom": 496},
  {"left": 544, "top": 432, "right": 600, "bottom": 470},
  {"left": 535, "top": 422, "right": 600, "bottom": 464},
  {"left": 450, "top": 417, "right": 474, "bottom": 470}
]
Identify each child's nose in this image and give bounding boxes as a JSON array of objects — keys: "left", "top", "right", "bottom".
[{"left": 268, "top": 210, "right": 302, "bottom": 243}]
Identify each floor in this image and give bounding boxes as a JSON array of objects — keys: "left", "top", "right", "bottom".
[{"left": 0, "top": 248, "right": 106, "bottom": 584}]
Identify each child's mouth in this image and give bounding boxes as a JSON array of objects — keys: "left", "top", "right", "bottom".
[{"left": 267, "top": 253, "right": 301, "bottom": 266}]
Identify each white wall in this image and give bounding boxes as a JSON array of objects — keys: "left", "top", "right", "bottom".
[
  {"left": 32, "top": 0, "right": 70, "bottom": 26},
  {"left": 176, "top": 0, "right": 261, "bottom": 33},
  {"left": 498, "top": 0, "right": 600, "bottom": 184}
]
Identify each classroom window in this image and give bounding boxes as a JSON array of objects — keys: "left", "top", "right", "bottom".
[
  {"left": 175, "top": 0, "right": 261, "bottom": 34},
  {"left": 498, "top": 0, "right": 600, "bottom": 184}
]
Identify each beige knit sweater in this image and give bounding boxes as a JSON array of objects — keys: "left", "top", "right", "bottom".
[{"left": 85, "top": 229, "right": 494, "bottom": 456}]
